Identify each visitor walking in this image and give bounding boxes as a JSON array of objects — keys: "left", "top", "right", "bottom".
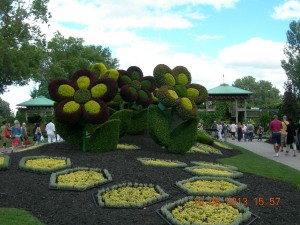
[
  {"left": 20, "top": 122, "right": 29, "bottom": 147},
  {"left": 34, "top": 123, "right": 42, "bottom": 145},
  {"left": 217, "top": 122, "right": 223, "bottom": 141},
  {"left": 222, "top": 122, "right": 228, "bottom": 142},
  {"left": 242, "top": 123, "right": 247, "bottom": 141},
  {"left": 285, "top": 118, "right": 297, "bottom": 157},
  {"left": 45, "top": 120, "right": 56, "bottom": 143},
  {"left": 237, "top": 122, "right": 243, "bottom": 142},
  {"left": 0, "top": 121, "right": 10, "bottom": 153},
  {"left": 247, "top": 121, "right": 255, "bottom": 142},
  {"left": 280, "top": 115, "right": 289, "bottom": 152},
  {"left": 10, "top": 120, "right": 22, "bottom": 152},
  {"left": 230, "top": 122, "right": 237, "bottom": 140},
  {"left": 269, "top": 115, "right": 282, "bottom": 157},
  {"left": 257, "top": 124, "right": 264, "bottom": 142}
]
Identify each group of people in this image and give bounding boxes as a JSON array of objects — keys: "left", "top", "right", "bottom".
[
  {"left": 269, "top": 115, "right": 299, "bottom": 157},
  {"left": 210, "top": 121, "right": 264, "bottom": 143},
  {"left": 1, "top": 119, "right": 61, "bottom": 153}
]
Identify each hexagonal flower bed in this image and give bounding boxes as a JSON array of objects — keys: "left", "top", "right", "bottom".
[
  {"left": 187, "top": 145, "right": 210, "bottom": 155},
  {"left": 137, "top": 158, "right": 187, "bottom": 168},
  {"left": 0, "top": 155, "right": 10, "bottom": 170},
  {"left": 176, "top": 176, "right": 247, "bottom": 197},
  {"left": 117, "top": 143, "right": 141, "bottom": 150},
  {"left": 19, "top": 156, "right": 71, "bottom": 174},
  {"left": 214, "top": 141, "right": 233, "bottom": 150},
  {"left": 159, "top": 196, "right": 252, "bottom": 225},
  {"left": 184, "top": 166, "right": 243, "bottom": 178},
  {"left": 196, "top": 144, "right": 223, "bottom": 155},
  {"left": 96, "top": 183, "right": 170, "bottom": 208},
  {"left": 49, "top": 167, "right": 112, "bottom": 191},
  {"left": 191, "top": 161, "right": 238, "bottom": 171}
]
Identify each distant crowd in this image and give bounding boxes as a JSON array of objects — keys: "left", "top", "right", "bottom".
[{"left": 1, "top": 120, "right": 63, "bottom": 153}]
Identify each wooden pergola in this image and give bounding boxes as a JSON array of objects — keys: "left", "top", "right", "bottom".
[
  {"left": 16, "top": 96, "right": 54, "bottom": 121},
  {"left": 205, "top": 83, "right": 253, "bottom": 123}
]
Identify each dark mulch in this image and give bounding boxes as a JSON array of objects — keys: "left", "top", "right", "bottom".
[{"left": 1, "top": 134, "right": 300, "bottom": 225}]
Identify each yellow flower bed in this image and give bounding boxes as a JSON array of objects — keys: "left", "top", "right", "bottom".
[
  {"left": 197, "top": 144, "right": 222, "bottom": 155},
  {"left": 172, "top": 200, "right": 240, "bottom": 225},
  {"left": 191, "top": 161, "right": 238, "bottom": 170},
  {"left": 214, "top": 141, "right": 233, "bottom": 150},
  {"left": 102, "top": 186, "right": 159, "bottom": 206},
  {"left": 138, "top": 158, "right": 187, "bottom": 167},
  {"left": 183, "top": 180, "right": 237, "bottom": 192},
  {"left": 188, "top": 146, "right": 209, "bottom": 154},
  {"left": 57, "top": 170, "right": 105, "bottom": 187},
  {"left": 25, "top": 158, "right": 66, "bottom": 169},
  {"left": 192, "top": 168, "right": 233, "bottom": 176},
  {"left": 117, "top": 143, "right": 140, "bottom": 150}
]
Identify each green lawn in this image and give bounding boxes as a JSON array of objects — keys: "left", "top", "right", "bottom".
[
  {"left": 0, "top": 208, "right": 44, "bottom": 225},
  {"left": 218, "top": 142, "right": 300, "bottom": 189}
]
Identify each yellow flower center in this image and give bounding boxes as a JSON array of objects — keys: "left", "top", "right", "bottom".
[
  {"left": 84, "top": 100, "right": 101, "bottom": 114},
  {"left": 63, "top": 101, "right": 80, "bottom": 113},
  {"left": 77, "top": 76, "right": 91, "bottom": 89},
  {"left": 168, "top": 90, "right": 179, "bottom": 99}
]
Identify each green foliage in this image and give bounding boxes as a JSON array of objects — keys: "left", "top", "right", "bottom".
[
  {"left": 172, "top": 66, "right": 191, "bottom": 85},
  {"left": 147, "top": 106, "right": 171, "bottom": 146},
  {"left": 153, "top": 64, "right": 173, "bottom": 87},
  {"left": 281, "top": 80, "right": 297, "bottom": 120},
  {"left": 167, "top": 118, "right": 198, "bottom": 154},
  {"left": 196, "top": 131, "right": 214, "bottom": 145},
  {"left": 174, "top": 85, "right": 187, "bottom": 97},
  {"left": 175, "top": 98, "right": 198, "bottom": 120},
  {"left": 87, "top": 119, "right": 120, "bottom": 152},
  {"left": 0, "top": 208, "right": 45, "bottom": 225},
  {"left": 0, "top": 98, "right": 12, "bottom": 118},
  {"left": 110, "top": 109, "right": 133, "bottom": 137},
  {"left": 281, "top": 20, "right": 300, "bottom": 99},
  {"left": 0, "top": 0, "right": 51, "bottom": 94},
  {"left": 127, "top": 108, "right": 148, "bottom": 135},
  {"left": 55, "top": 120, "right": 83, "bottom": 148},
  {"left": 233, "top": 76, "right": 281, "bottom": 106},
  {"left": 27, "top": 114, "right": 42, "bottom": 124}
]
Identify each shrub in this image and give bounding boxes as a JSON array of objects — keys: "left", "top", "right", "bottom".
[
  {"left": 127, "top": 108, "right": 148, "bottom": 135},
  {"left": 196, "top": 131, "right": 214, "bottom": 145},
  {"left": 110, "top": 109, "right": 133, "bottom": 137}
]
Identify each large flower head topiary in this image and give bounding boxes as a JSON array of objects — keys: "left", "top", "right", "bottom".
[
  {"left": 90, "top": 62, "right": 119, "bottom": 81},
  {"left": 153, "top": 64, "right": 208, "bottom": 120},
  {"left": 118, "top": 66, "right": 156, "bottom": 108},
  {"left": 48, "top": 69, "right": 118, "bottom": 124}
]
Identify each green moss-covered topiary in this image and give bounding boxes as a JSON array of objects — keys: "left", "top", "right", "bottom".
[
  {"left": 186, "top": 83, "right": 208, "bottom": 105},
  {"left": 117, "top": 70, "right": 132, "bottom": 87},
  {"left": 127, "top": 66, "right": 143, "bottom": 81},
  {"left": 55, "top": 120, "right": 83, "bottom": 148},
  {"left": 90, "top": 63, "right": 108, "bottom": 78},
  {"left": 175, "top": 98, "right": 198, "bottom": 120},
  {"left": 141, "top": 76, "right": 156, "bottom": 92},
  {"left": 174, "top": 85, "right": 187, "bottom": 97},
  {"left": 156, "top": 86, "right": 180, "bottom": 107},
  {"left": 55, "top": 99, "right": 82, "bottom": 124},
  {"left": 127, "top": 108, "right": 148, "bottom": 135},
  {"left": 107, "top": 69, "right": 119, "bottom": 81},
  {"left": 147, "top": 106, "right": 171, "bottom": 146},
  {"left": 87, "top": 119, "right": 121, "bottom": 153},
  {"left": 196, "top": 130, "right": 214, "bottom": 145},
  {"left": 110, "top": 109, "right": 133, "bottom": 137},
  {"left": 153, "top": 64, "right": 173, "bottom": 87},
  {"left": 172, "top": 66, "right": 191, "bottom": 85},
  {"left": 167, "top": 118, "right": 198, "bottom": 154},
  {"left": 120, "top": 84, "right": 138, "bottom": 102}
]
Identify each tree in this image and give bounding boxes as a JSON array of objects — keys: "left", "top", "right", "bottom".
[
  {"left": 281, "top": 80, "right": 297, "bottom": 120},
  {"left": 232, "top": 76, "right": 281, "bottom": 106},
  {"left": 281, "top": 20, "right": 300, "bottom": 98},
  {"left": 31, "top": 32, "right": 119, "bottom": 98},
  {"left": 0, "top": 0, "right": 51, "bottom": 93},
  {"left": 0, "top": 97, "right": 12, "bottom": 118}
]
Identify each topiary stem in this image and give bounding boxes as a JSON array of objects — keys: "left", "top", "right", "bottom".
[{"left": 82, "top": 124, "right": 86, "bottom": 152}]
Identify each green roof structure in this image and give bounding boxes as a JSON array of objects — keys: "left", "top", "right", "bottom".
[
  {"left": 17, "top": 96, "right": 54, "bottom": 107},
  {"left": 208, "top": 83, "right": 252, "bottom": 96}
]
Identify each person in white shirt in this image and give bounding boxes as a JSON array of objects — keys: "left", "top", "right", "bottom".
[
  {"left": 45, "top": 120, "right": 56, "bottom": 143},
  {"left": 230, "top": 122, "right": 237, "bottom": 140}
]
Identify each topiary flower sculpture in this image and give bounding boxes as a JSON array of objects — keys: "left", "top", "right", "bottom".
[
  {"left": 49, "top": 69, "right": 117, "bottom": 124},
  {"left": 118, "top": 66, "right": 156, "bottom": 108},
  {"left": 153, "top": 64, "right": 208, "bottom": 120},
  {"left": 48, "top": 69, "right": 118, "bottom": 152}
]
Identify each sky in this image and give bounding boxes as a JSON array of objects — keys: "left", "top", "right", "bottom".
[{"left": 2, "top": 0, "right": 300, "bottom": 113}]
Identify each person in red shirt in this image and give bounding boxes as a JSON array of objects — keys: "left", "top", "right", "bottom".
[{"left": 269, "top": 115, "right": 283, "bottom": 157}]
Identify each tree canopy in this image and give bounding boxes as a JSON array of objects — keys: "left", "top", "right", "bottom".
[
  {"left": 0, "top": 97, "right": 12, "bottom": 118},
  {"left": 281, "top": 20, "right": 300, "bottom": 99},
  {"left": 232, "top": 76, "right": 281, "bottom": 106},
  {"left": 31, "top": 32, "right": 119, "bottom": 98},
  {"left": 0, "top": 0, "right": 51, "bottom": 94}
]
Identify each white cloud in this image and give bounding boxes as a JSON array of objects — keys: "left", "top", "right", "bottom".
[
  {"left": 272, "top": 0, "right": 300, "bottom": 20},
  {"left": 196, "top": 35, "right": 223, "bottom": 41}
]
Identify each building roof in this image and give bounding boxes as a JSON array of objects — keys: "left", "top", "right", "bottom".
[
  {"left": 17, "top": 96, "right": 55, "bottom": 107},
  {"left": 208, "top": 83, "right": 253, "bottom": 95}
]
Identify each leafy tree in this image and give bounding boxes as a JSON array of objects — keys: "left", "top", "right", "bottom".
[
  {"left": 0, "top": 0, "right": 51, "bottom": 93},
  {"left": 31, "top": 32, "right": 119, "bottom": 98},
  {"left": 0, "top": 97, "right": 12, "bottom": 118},
  {"left": 281, "top": 80, "right": 297, "bottom": 120},
  {"left": 232, "top": 76, "right": 281, "bottom": 106},
  {"left": 281, "top": 20, "right": 300, "bottom": 98}
]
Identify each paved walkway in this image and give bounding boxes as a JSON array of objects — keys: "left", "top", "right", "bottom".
[{"left": 226, "top": 138, "right": 300, "bottom": 171}]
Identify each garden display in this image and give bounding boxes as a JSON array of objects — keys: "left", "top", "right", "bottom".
[
  {"left": 137, "top": 158, "right": 187, "bottom": 167},
  {"left": 0, "top": 155, "right": 10, "bottom": 170},
  {"left": 185, "top": 166, "right": 243, "bottom": 178}
]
